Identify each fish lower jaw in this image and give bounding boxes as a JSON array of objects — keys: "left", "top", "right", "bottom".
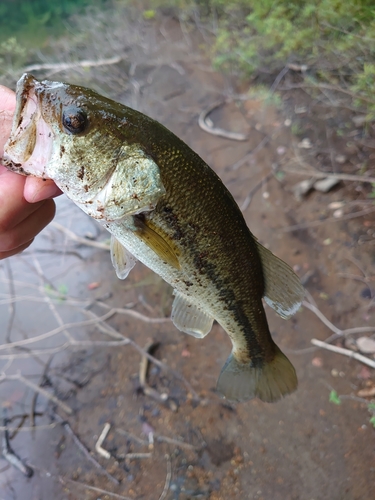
[{"left": 4, "top": 114, "right": 53, "bottom": 178}]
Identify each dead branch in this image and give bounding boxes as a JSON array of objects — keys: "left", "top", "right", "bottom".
[
  {"left": 95, "top": 422, "right": 111, "bottom": 459},
  {"left": 282, "top": 167, "right": 375, "bottom": 184},
  {"left": 0, "top": 310, "right": 116, "bottom": 352},
  {"left": 311, "top": 339, "right": 375, "bottom": 369},
  {"left": 198, "top": 101, "right": 248, "bottom": 141},
  {"left": 51, "top": 221, "right": 110, "bottom": 250},
  {"left": 24, "top": 56, "right": 122, "bottom": 73},
  {"left": 1, "top": 373, "right": 72, "bottom": 415},
  {"left": 241, "top": 171, "right": 274, "bottom": 211},
  {"left": 61, "top": 478, "right": 132, "bottom": 500},
  {"left": 155, "top": 434, "right": 196, "bottom": 450},
  {"left": 2, "top": 410, "right": 33, "bottom": 477},
  {"left": 302, "top": 300, "right": 375, "bottom": 341},
  {"left": 54, "top": 414, "right": 119, "bottom": 485},
  {"left": 280, "top": 206, "right": 375, "bottom": 232},
  {"left": 158, "top": 454, "right": 172, "bottom": 500},
  {"left": 231, "top": 135, "right": 270, "bottom": 170}
]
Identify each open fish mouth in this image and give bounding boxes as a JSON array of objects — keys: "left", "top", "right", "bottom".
[{"left": 2, "top": 73, "right": 53, "bottom": 177}]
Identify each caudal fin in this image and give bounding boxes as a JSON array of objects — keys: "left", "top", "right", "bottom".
[{"left": 216, "top": 347, "right": 297, "bottom": 403}]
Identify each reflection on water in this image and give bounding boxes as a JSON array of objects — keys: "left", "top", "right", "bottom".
[{"left": 0, "top": 196, "right": 114, "bottom": 498}]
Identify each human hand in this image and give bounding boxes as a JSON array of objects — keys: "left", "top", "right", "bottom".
[{"left": 0, "top": 84, "right": 62, "bottom": 259}]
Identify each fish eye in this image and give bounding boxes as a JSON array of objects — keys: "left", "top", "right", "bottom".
[{"left": 62, "top": 107, "right": 88, "bottom": 135}]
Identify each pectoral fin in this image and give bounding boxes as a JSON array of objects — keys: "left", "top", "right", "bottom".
[
  {"left": 255, "top": 240, "right": 304, "bottom": 319},
  {"left": 171, "top": 291, "right": 214, "bottom": 338},
  {"left": 110, "top": 235, "right": 137, "bottom": 279},
  {"left": 134, "top": 216, "right": 180, "bottom": 270}
]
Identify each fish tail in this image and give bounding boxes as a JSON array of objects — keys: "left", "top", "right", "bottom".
[{"left": 216, "top": 347, "right": 297, "bottom": 403}]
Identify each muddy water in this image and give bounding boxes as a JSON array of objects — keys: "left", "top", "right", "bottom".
[{"left": 1, "top": 16, "right": 375, "bottom": 500}]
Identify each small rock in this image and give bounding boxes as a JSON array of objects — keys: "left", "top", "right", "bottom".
[
  {"left": 333, "top": 209, "right": 343, "bottom": 218},
  {"left": 328, "top": 201, "right": 345, "bottom": 209},
  {"left": 277, "top": 146, "right": 286, "bottom": 155},
  {"left": 312, "top": 357, "right": 323, "bottom": 367},
  {"left": 298, "top": 138, "right": 312, "bottom": 149},
  {"left": 284, "top": 118, "right": 292, "bottom": 127},
  {"left": 358, "top": 366, "right": 372, "bottom": 380},
  {"left": 314, "top": 177, "right": 340, "bottom": 193},
  {"left": 356, "top": 336, "right": 375, "bottom": 354},
  {"left": 295, "top": 105, "right": 307, "bottom": 114},
  {"left": 357, "top": 386, "right": 375, "bottom": 398},
  {"left": 335, "top": 154, "right": 347, "bottom": 164},
  {"left": 292, "top": 178, "right": 315, "bottom": 200},
  {"left": 352, "top": 115, "right": 367, "bottom": 127}
]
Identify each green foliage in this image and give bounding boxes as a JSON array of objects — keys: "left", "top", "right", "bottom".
[
  {"left": 329, "top": 389, "right": 341, "bottom": 405},
  {"left": 0, "top": 37, "right": 27, "bottom": 68},
  {"left": 0, "top": 0, "right": 106, "bottom": 44}
]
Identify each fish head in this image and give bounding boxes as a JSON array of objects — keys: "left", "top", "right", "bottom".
[{"left": 3, "top": 73, "right": 165, "bottom": 221}]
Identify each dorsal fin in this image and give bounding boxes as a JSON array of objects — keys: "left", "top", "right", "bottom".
[{"left": 255, "top": 240, "right": 304, "bottom": 319}]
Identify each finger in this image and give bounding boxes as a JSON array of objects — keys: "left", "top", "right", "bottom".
[
  {"left": 0, "top": 198, "right": 55, "bottom": 254},
  {"left": 0, "top": 170, "right": 44, "bottom": 231},
  {"left": 0, "top": 239, "right": 34, "bottom": 260},
  {"left": 24, "top": 176, "right": 62, "bottom": 203}
]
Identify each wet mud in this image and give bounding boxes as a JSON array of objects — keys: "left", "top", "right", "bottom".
[{"left": 0, "top": 16, "right": 374, "bottom": 500}]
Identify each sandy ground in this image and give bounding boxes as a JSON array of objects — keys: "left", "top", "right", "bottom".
[{"left": 0, "top": 15, "right": 374, "bottom": 500}]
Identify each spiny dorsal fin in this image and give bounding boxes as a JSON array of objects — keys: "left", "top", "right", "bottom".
[
  {"left": 171, "top": 291, "right": 214, "bottom": 338},
  {"left": 255, "top": 240, "right": 304, "bottom": 319},
  {"left": 134, "top": 217, "right": 180, "bottom": 270},
  {"left": 110, "top": 235, "right": 137, "bottom": 279}
]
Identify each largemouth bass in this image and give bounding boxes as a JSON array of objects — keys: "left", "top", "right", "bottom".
[{"left": 3, "top": 73, "right": 304, "bottom": 402}]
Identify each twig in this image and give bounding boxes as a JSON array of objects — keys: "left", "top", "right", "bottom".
[
  {"left": 158, "top": 454, "right": 172, "bottom": 500},
  {"left": 55, "top": 415, "right": 119, "bottom": 485},
  {"left": 2, "top": 410, "right": 34, "bottom": 478},
  {"left": 124, "top": 452, "right": 152, "bottom": 460},
  {"left": 155, "top": 434, "right": 196, "bottom": 450},
  {"left": 280, "top": 206, "right": 375, "bottom": 232},
  {"left": 115, "top": 429, "right": 148, "bottom": 446},
  {"left": 4, "top": 260, "right": 15, "bottom": 343},
  {"left": 302, "top": 301, "right": 341, "bottom": 336},
  {"left": 0, "top": 310, "right": 116, "bottom": 352},
  {"left": 282, "top": 167, "right": 375, "bottom": 184},
  {"left": 302, "top": 300, "right": 375, "bottom": 342},
  {"left": 198, "top": 101, "right": 248, "bottom": 141},
  {"left": 1, "top": 373, "right": 72, "bottom": 415},
  {"left": 279, "top": 82, "right": 375, "bottom": 106},
  {"left": 240, "top": 171, "right": 274, "bottom": 211},
  {"left": 23, "top": 56, "right": 122, "bottom": 73},
  {"left": 311, "top": 339, "right": 375, "bottom": 369},
  {"left": 138, "top": 340, "right": 178, "bottom": 411},
  {"left": 61, "top": 478, "right": 131, "bottom": 500},
  {"left": 95, "top": 422, "right": 111, "bottom": 459},
  {"left": 30, "top": 356, "right": 54, "bottom": 432},
  {"left": 50, "top": 221, "right": 110, "bottom": 250},
  {"left": 231, "top": 135, "right": 270, "bottom": 170}
]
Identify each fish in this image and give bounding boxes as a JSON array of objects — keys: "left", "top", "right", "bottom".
[{"left": 2, "top": 73, "right": 304, "bottom": 403}]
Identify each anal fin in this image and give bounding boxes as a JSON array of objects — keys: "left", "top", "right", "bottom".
[
  {"left": 255, "top": 240, "right": 305, "bottom": 319},
  {"left": 110, "top": 235, "right": 137, "bottom": 279},
  {"left": 171, "top": 291, "right": 214, "bottom": 338}
]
